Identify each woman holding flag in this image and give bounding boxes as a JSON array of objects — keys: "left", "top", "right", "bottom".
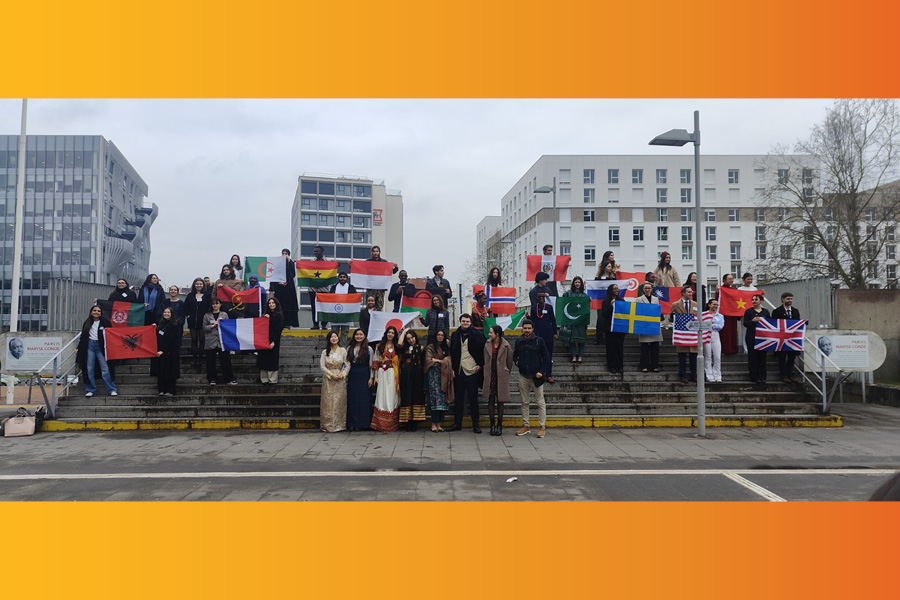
[
  {"left": 563, "top": 276, "right": 589, "bottom": 362},
  {"left": 258, "top": 297, "right": 284, "bottom": 384},
  {"left": 75, "top": 306, "right": 118, "bottom": 398},
  {"left": 602, "top": 284, "right": 625, "bottom": 374},
  {"left": 371, "top": 326, "right": 401, "bottom": 433},
  {"left": 138, "top": 273, "right": 166, "bottom": 326},
  {"left": 319, "top": 331, "right": 349, "bottom": 432},
  {"left": 717, "top": 273, "right": 740, "bottom": 354},
  {"left": 270, "top": 249, "right": 300, "bottom": 329},
  {"left": 156, "top": 307, "right": 181, "bottom": 396},
  {"left": 346, "top": 328, "right": 374, "bottom": 431},
  {"left": 636, "top": 283, "right": 662, "bottom": 372}
]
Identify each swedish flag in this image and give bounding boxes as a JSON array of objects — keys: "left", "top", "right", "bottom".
[{"left": 611, "top": 300, "right": 661, "bottom": 335}]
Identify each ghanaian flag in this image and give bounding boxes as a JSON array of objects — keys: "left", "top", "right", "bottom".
[{"left": 296, "top": 260, "right": 338, "bottom": 287}]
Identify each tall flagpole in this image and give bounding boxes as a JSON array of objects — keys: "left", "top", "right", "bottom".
[{"left": 6, "top": 99, "right": 27, "bottom": 405}]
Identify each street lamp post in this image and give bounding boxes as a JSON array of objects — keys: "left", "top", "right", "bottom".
[
  {"left": 534, "top": 177, "right": 558, "bottom": 250},
  {"left": 650, "top": 110, "right": 705, "bottom": 437}
]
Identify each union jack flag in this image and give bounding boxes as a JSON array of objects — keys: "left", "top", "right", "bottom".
[{"left": 754, "top": 318, "right": 807, "bottom": 352}]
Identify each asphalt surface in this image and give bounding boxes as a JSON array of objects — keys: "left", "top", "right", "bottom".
[{"left": 1, "top": 403, "right": 897, "bottom": 501}]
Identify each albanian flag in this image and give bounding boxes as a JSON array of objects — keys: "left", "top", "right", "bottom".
[
  {"left": 104, "top": 325, "right": 158, "bottom": 360},
  {"left": 96, "top": 300, "right": 145, "bottom": 327}
]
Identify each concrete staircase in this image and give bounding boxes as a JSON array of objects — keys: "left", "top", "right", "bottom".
[{"left": 51, "top": 330, "right": 840, "bottom": 430}]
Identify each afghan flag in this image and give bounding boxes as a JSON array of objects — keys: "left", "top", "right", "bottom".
[
  {"left": 296, "top": 260, "right": 338, "bottom": 288},
  {"left": 104, "top": 325, "right": 158, "bottom": 360},
  {"left": 400, "top": 290, "right": 432, "bottom": 318},
  {"left": 366, "top": 311, "right": 419, "bottom": 343},
  {"left": 611, "top": 300, "right": 661, "bottom": 335},
  {"left": 350, "top": 260, "right": 394, "bottom": 290},
  {"left": 217, "top": 286, "right": 262, "bottom": 317},
  {"left": 484, "top": 309, "right": 527, "bottom": 332},
  {"left": 555, "top": 296, "right": 591, "bottom": 327},
  {"left": 219, "top": 317, "right": 271, "bottom": 351},
  {"left": 525, "top": 255, "right": 570, "bottom": 282},
  {"left": 718, "top": 286, "right": 761, "bottom": 317},
  {"left": 244, "top": 256, "right": 288, "bottom": 284},
  {"left": 473, "top": 285, "right": 517, "bottom": 315},
  {"left": 96, "top": 300, "right": 145, "bottom": 327},
  {"left": 316, "top": 293, "right": 362, "bottom": 323}
]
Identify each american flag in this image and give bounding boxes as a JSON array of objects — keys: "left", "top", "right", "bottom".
[
  {"left": 672, "top": 312, "right": 711, "bottom": 346},
  {"left": 754, "top": 318, "right": 807, "bottom": 352}
]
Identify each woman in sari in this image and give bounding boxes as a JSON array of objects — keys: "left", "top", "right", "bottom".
[
  {"left": 424, "top": 329, "right": 452, "bottom": 432},
  {"left": 319, "top": 331, "right": 349, "bottom": 433}
]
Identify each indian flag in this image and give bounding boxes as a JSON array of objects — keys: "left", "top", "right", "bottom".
[
  {"left": 399, "top": 293, "right": 432, "bottom": 318},
  {"left": 484, "top": 309, "right": 527, "bottom": 332},
  {"left": 296, "top": 260, "right": 338, "bottom": 288},
  {"left": 244, "top": 256, "right": 287, "bottom": 284},
  {"left": 315, "top": 292, "right": 362, "bottom": 323}
]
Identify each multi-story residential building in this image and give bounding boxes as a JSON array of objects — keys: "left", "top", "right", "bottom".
[
  {"left": 482, "top": 155, "right": 826, "bottom": 303},
  {"left": 290, "top": 173, "right": 403, "bottom": 306},
  {"left": 0, "top": 135, "right": 155, "bottom": 331}
]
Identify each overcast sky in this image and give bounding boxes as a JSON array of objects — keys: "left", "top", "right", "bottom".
[{"left": 0, "top": 99, "right": 834, "bottom": 288}]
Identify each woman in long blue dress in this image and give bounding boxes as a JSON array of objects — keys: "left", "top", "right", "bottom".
[{"left": 345, "top": 328, "right": 374, "bottom": 431}]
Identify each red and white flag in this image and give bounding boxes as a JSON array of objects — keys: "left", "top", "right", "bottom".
[
  {"left": 473, "top": 285, "right": 517, "bottom": 315},
  {"left": 366, "top": 311, "right": 419, "bottom": 344},
  {"left": 104, "top": 325, "right": 158, "bottom": 360},
  {"left": 525, "top": 255, "right": 570, "bottom": 282},
  {"left": 350, "top": 260, "right": 394, "bottom": 290}
]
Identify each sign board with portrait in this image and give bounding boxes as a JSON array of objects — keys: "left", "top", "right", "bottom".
[
  {"left": 4, "top": 335, "right": 62, "bottom": 373},
  {"left": 803, "top": 330, "right": 885, "bottom": 372}
]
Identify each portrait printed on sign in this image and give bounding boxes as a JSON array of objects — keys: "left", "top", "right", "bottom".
[{"left": 5, "top": 336, "right": 62, "bottom": 372}]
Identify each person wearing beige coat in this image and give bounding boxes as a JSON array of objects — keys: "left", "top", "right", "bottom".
[
  {"left": 482, "top": 325, "right": 513, "bottom": 436},
  {"left": 636, "top": 283, "right": 663, "bottom": 372}
]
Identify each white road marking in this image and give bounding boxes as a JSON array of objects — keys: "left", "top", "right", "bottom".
[
  {"left": 0, "top": 468, "right": 893, "bottom": 481},
  {"left": 722, "top": 472, "right": 787, "bottom": 502}
]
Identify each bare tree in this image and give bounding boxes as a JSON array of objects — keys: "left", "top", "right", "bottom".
[{"left": 752, "top": 99, "right": 900, "bottom": 289}]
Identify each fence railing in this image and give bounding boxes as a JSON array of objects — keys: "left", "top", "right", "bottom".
[
  {"left": 48, "top": 279, "right": 113, "bottom": 331},
  {"left": 27, "top": 332, "right": 80, "bottom": 418}
]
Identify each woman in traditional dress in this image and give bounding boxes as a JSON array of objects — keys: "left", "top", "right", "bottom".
[
  {"left": 371, "top": 326, "right": 401, "bottom": 433},
  {"left": 482, "top": 324, "right": 513, "bottom": 436},
  {"left": 718, "top": 273, "right": 740, "bottom": 354},
  {"left": 155, "top": 307, "right": 181, "bottom": 396},
  {"left": 270, "top": 248, "right": 300, "bottom": 328},
  {"left": 397, "top": 327, "right": 426, "bottom": 431},
  {"left": 424, "top": 329, "right": 452, "bottom": 432},
  {"left": 346, "top": 328, "right": 374, "bottom": 431},
  {"left": 258, "top": 297, "right": 284, "bottom": 384},
  {"left": 319, "top": 331, "right": 349, "bottom": 432},
  {"left": 563, "top": 275, "right": 589, "bottom": 362}
]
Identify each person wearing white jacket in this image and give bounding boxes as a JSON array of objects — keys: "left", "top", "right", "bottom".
[{"left": 704, "top": 298, "right": 725, "bottom": 382}]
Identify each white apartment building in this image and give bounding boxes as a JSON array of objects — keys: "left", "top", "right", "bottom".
[{"left": 483, "top": 155, "right": 801, "bottom": 303}]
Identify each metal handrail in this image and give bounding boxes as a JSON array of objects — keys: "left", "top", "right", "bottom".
[
  {"left": 27, "top": 332, "right": 80, "bottom": 418},
  {"left": 798, "top": 333, "right": 847, "bottom": 414}
]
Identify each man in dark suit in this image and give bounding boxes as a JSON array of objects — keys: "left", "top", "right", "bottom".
[
  {"left": 670, "top": 285, "right": 699, "bottom": 383},
  {"left": 771, "top": 292, "right": 801, "bottom": 383},
  {"left": 446, "top": 314, "right": 486, "bottom": 433}
]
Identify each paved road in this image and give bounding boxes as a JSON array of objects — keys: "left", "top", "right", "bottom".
[{"left": 1, "top": 404, "right": 897, "bottom": 501}]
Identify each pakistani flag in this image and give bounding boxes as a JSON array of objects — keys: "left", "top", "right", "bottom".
[
  {"left": 244, "top": 256, "right": 287, "bottom": 284},
  {"left": 484, "top": 309, "right": 526, "bottom": 332},
  {"left": 555, "top": 296, "right": 591, "bottom": 327}
]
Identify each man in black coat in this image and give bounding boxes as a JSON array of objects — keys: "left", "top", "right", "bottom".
[
  {"left": 446, "top": 314, "right": 486, "bottom": 433},
  {"left": 328, "top": 272, "right": 358, "bottom": 346},
  {"left": 513, "top": 319, "right": 551, "bottom": 438},
  {"left": 771, "top": 291, "right": 801, "bottom": 383},
  {"left": 387, "top": 269, "right": 415, "bottom": 313}
]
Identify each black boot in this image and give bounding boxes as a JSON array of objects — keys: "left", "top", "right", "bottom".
[{"left": 489, "top": 416, "right": 496, "bottom": 436}]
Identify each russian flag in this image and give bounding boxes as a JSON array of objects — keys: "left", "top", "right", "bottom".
[
  {"left": 219, "top": 317, "right": 270, "bottom": 351},
  {"left": 585, "top": 280, "right": 627, "bottom": 309}
]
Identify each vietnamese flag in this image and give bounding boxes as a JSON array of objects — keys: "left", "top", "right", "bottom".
[
  {"left": 400, "top": 290, "right": 433, "bottom": 318},
  {"left": 103, "top": 325, "right": 158, "bottom": 360},
  {"left": 718, "top": 286, "right": 762, "bottom": 317},
  {"left": 96, "top": 300, "right": 145, "bottom": 327},
  {"left": 350, "top": 260, "right": 394, "bottom": 290},
  {"left": 525, "top": 255, "right": 570, "bottom": 282}
]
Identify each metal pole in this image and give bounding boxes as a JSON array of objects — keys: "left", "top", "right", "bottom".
[
  {"left": 6, "top": 99, "right": 26, "bottom": 405},
  {"left": 552, "top": 176, "right": 557, "bottom": 250},
  {"left": 693, "top": 110, "right": 705, "bottom": 436}
]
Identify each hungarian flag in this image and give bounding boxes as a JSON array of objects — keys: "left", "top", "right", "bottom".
[
  {"left": 611, "top": 300, "right": 661, "bottom": 335},
  {"left": 718, "top": 286, "right": 762, "bottom": 317},
  {"left": 525, "top": 255, "right": 570, "bottom": 282},
  {"left": 651, "top": 287, "right": 684, "bottom": 314},
  {"left": 104, "top": 325, "right": 158, "bottom": 360},
  {"left": 473, "top": 285, "right": 517, "bottom": 315},
  {"left": 400, "top": 290, "right": 432, "bottom": 318},
  {"left": 217, "top": 286, "right": 262, "bottom": 317},
  {"left": 754, "top": 318, "right": 807, "bottom": 352},
  {"left": 555, "top": 296, "right": 591, "bottom": 327},
  {"left": 219, "top": 317, "right": 270, "bottom": 351},
  {"left": 366, "top": 310, "right": 419, "bottom": 343},
  {"left": 585, "top": 280, "right": 626, "bottom": 309},
  {"left": 315, "top": 292, "right": 362, "bottom": 323},
  {"left": 96, "top": 300, "right": 145, "bottom": 327},
  {"left": 484, "top": 309, "right": 527, "bottom": 332},
  {"left": 350, "top": 260, "right": 394, "bottom": 290},
  {"left": 243, "top": 256, "right": 288, "bottom": 284},
  {"left": 296, "top": 260, "right": 338, "bottom": 288}
]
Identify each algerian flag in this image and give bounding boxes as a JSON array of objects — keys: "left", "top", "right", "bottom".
[
  {"left": 555, "top": 296, "right": 591, "bottom": 326},
  {"left": 244, "top": 256, "right": 287, "bottom": 284},
  {"left": 484, "top": 309, "right": 526, "bottom": 332}
]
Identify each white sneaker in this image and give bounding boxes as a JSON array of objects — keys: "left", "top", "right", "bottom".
[
  {"left": 110, "top": 391, "right": 118, "bottom": 396},
  {"left": 84, "top": 392, "right": 93, "bottom": 397}
]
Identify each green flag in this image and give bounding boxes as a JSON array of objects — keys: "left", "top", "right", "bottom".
[
  {"left": 484, "top": 309, "right": 526, "bottom": 331},
  {"left": 555, "top": 296, "right": 591, "bottom": 326}
]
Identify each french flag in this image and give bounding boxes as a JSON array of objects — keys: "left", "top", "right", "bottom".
[{"left": 219, "top": 317, "right": 270, "bottom": 351}]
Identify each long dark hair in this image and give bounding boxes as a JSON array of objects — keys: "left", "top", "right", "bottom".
[
  {"left": 346, "top": 328, "right": 370, "bottom": 364},
  {"left": 81, "top": 305, "right": 105, "bottom": 336},
  {"left": 601, "top": 284, "right": 620, "bottom": 309},
  {"left": 429, "top": 328, "right": 450, "bottom": 356},
  {"left": 230, "top": 254, "right": 243, "bottom": 271},
  {"left": 571, "top": 276, "right": 585, "bottom": 294},
  {"left": 325, "top": 330, "right": 341, "bottom": 354},
  {"left": 266, "top": 297, "right": 283, "bottom": 316},
  {"left": 428, "top": 294, "right": 445, "bottom": 312},
  {"left": 219, "top": 265, "right": 235, "bottom": 280},
  {"left": 686, "top": 272, "right": 698, "bottom": 289},
  {"left": 141, "top": 273, "right": 164, "bottom": 291},
  {"left": 377, "top": 326, "right": 398, "bottom": 355},
  {"left": 657, "top": 251, "right": 673, "bottom": 272},
  {"left": 158, "top": 307, "right": 175, "bottom": 328},
  {"left": 190, "top": 277, "right": 205, "bottom": 294},
  {"left": 596, "top": 260, "right": 615, "bottom": 279},
  {"left": 486, "top": 267, "right": 502, "bottom": 286}
]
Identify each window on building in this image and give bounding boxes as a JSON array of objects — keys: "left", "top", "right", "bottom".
[
  {"left": 887, "top": 264, "right": 897, "bottom": 287},
  {"left": 680, "top": 208, "right": 693, "bottom": 222},
  {"left": 559, "top": 169, "right": 571, "bottom": 184},
  {"left": 583, "top": 209, "right": 595, "bottom": 222},
  {"left": 680, "top": 169, "right": 691, "bottom": 184},
  {"left": 867, "top": 241, "right": 878, "bottom": 259},
  {"left": 777, "top": 207, "right": 788, "bottom": 222},
  {"left": 585, "top": 246, "right": 596, "bottom": 261},
  {"left": 632, "top": 169, "right": 643, "bottom": 184},
  {"left": 706, "top": 226, "right": 716, "bottom": 241},
  {"left": 804, "top": 244, "right": 815, "bottom": 260},
  {"left": 657, "top": 226, "right": 668, "bottom": 241},
  {"left": 777, "top": 169, "right": 790, "bottom": 184},
  {"left": 868, "top": 263, "right": 879, "bottom": 279},
  {"left": 756, "top": 208, "right": 766, "bottom": 222},
  {"left": 728, "top": 169, "right": 740, "bottom": 184},
  {"left": 633, "top": 227, "right": 644, "bottom": 241},
  {"left": 657, "top": 208, "right": 668, "bottom": 222},
  {"left": 319, "top": 214, "right": 334, "bottom": 226},
  {"left": 584, "top": 188, "right": 595, "bottom": 203},
  {"left": 318, "top": 198, "right": 334, "bottom": 211},
  {"left": 755, "top": 226, "right": 766, "bottom": 242},
  {"left": 353, "top": 185, "right": 372, "bottom": 198},
  {"left": 888, "top": 245, "right": 897, "bottom": 260},
  {"left": 608, "top": 188, "right": 620, "bottom": 204},
  {"left": 656, "top": 188, "right": 668, "bottom": 203},
  {"left": 300, "top": 228, "right": 317, "bottom": 242},
  {"left": 826, "top": 225, "right": 836, "bottom": 241},
  {"left": 681, "top": 226, "right": 692, "bottom": 241},
  {"left": 336, "top": 199, "right": 351, "bottom": 212},
  {"left": 352, "top": 216, "right": 371, "bottom": 228},
  {"left": 705, "top": 209, "right": 716, "bottom": 222},
  {"left": 300, "top": 197, "right": 314, "bottom": 209},
  {"left": 889, "top": 226, "right": 896, "bottom": 242},
  {"left": 706, "top": 245, "right": 717, "bottom": 260},
  {"left": 779, "top": 245, "right": 791, "bottom": 259},
  {"left": 301, "top": 180, "right": 318, "bottom": 194},
  {"left": 865, "top": 207, "right": 875, "bottom": 221},
  {"left": 300, "top": 212, "right": 313, "bottom": 225},
  {"left": 732, "top": 261, "right": 743, "bottom": 276},
  {"left": 336, "top": 183, "right": 351, "bottom": 196},
  {"left": 682, "top": 245, "right": 693, "bottom": 260},
  {"left": 802, "top": 168, "right": 813, "bottom": 185},
  {"left": 656, "top": 169, "right": 667, "bottom": 184},
  {"left": 756, "top": 244, "right": 767, "bottom": 260},
  {"left": 728, "top": 209, "right": 740, "bottom": 222},
  {"left": 866, "top": 225, "right": 876, "bottom": 240},
  {"left": 607, "top": 169, "right": 618, "bottom": 184},
  {"left": 560, "top": 243, "right": 572, "bottom": 256},
  {"left": 609, "top": 227, "right": 620, "bottom": 243},
  {"left": 803, "top": 188, "right": 814, "bottom": 202},
  {"left": 731, "top": 243, "right": 742, "bottom": 260},
  {"left": 680, "top": 188, "right": 692, "bottom": 203},
  {"left": 584, "top": 169, "right": 595, "bottom": 184}
]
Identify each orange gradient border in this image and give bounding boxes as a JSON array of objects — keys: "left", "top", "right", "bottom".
[{"left": 4, "top": 1, "right": 900, "bottom": 598}]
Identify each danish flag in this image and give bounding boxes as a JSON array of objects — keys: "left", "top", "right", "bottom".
[{"left": 754, "top": 318, "right": 807, "bottom": 352}]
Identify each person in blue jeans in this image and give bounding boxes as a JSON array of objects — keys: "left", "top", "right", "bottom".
[{"left": 76, "top": 306, "right": 118, "bottom": 397}]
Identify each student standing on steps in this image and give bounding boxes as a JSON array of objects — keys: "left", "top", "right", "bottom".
[
  {"left": 203, "top": 298, "right": 236, "bottom": 386},
  {"left": 513, "top": 319, "right": 550, "bottom": 439}
]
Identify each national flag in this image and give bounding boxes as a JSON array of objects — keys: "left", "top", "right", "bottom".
[
  {"left": 555, "top": 296, "right": 591, "bottom": 327},
  {"left": 484, "top": 309, "right": 527, "bottom": 332},
  {"left": 217, "top": 286, "right": 262, "bottom": 317},
  {"left": 525, "top": 255, "right": 570, "bottom": 282},
  {"left": 473, "top": 285, "right": 517, "bottom": 315},
  {"left": 754, "top": 318, "right": 807, "bottom": 352},
  {"left": 672, "top": 313, "right": 711, "bottom": 346},
  {"left": 615, "top": 272, "right": 645, "bottom": 298},
  {"left": 350, "top": 260, "right": 394, "bottom": 290},
  {"left": 400, "top": 290, "right": 433, "bottom": 318},
  {"left": 315, "top": 292, "right": 362, "bottom": 323},
  {"left": 243, "top": 256, "right": 287, "bottom": 284},
  {"left": 585, "top": 280, "right": 627, "bottom": 309},
  {"left": 718, "top": 286, "right": 762, "bottom": 317},
  {"left": 96, "top": 300, "right": 145, "bottom": 327},
  {"left": 296, "top": 260, "right": 338, "bottom": 288},
  {"left": 219, "top": 317, "right": 271, "bottom": 351},
  {"left": 103, "top": 325, "right": 158, "bottom": 360},
  {"left": 366, "top": 310, "right": 419, "bottom": 343},
  {"left": 652, "top": 287, "right": 684, "bottom": 314},
  {"left": 611, "top": 300, "right": 662, "bottom": 335}
]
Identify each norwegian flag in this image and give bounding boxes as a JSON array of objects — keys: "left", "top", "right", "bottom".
[
  {"left": 672, "top": 312, "right": 711, "bottom": 346},
  {"left": 473, "top": 285, "right": 517, "bottom": 315},
  {"left": 754, "top": 318, "right": 807, "bottom": 352}
]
